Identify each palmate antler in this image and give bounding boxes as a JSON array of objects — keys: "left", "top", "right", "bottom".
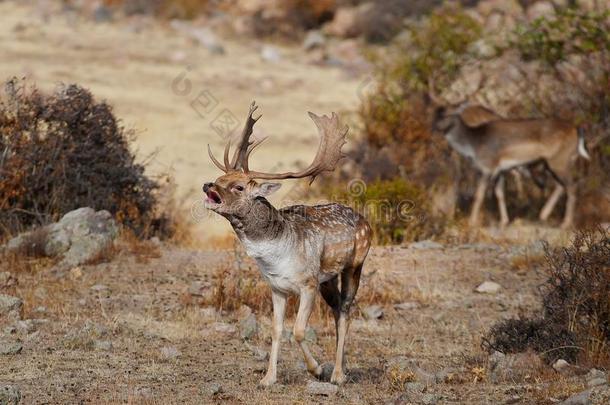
[{"left": 208, "top": 101, "right": 349, "bottom": 184}]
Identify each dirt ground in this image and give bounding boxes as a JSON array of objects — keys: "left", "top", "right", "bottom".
[{"left": 2, "top": 228, "right": 585, "bottom": 404}]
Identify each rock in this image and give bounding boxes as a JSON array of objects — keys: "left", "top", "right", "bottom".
[
  {"left": 200, "top": 307, "right": 217, "bottom": 321},
  {"left": 304, "top": 327, "right": 317, "bottom": 344},
  {"left": 559, "top": 388, "right": 592, "bottom": 405},
  {"left": 0, "top": 272, "right": 16, "bottom": 289},
  {"left": 475, "top": 281, "right": 502, "bottom": 294},
  {"left": 588, "top": 378, "right": 607, "bottom": 388},
  {"left": 0, "top": 341, "right": 22, "bottom": 355},
  {"left": 303, "top": 30, "right": 326, "bottom": 51},
  {"left": 0, "top": 385, "right": 21, "bottom": 405},
  {"left": 394, "top": 302, "right": 420, "bottom": 311},
  {"left": 239, "top": 314, "right": 258, "bottom": 340},
  {"left": 208, "top": 383, "right": 223, "bottom": 395},
  {"left": 260, "top": 45, "right": 281, "bottom": 63},
  {"left": 5, "top": 207, "right": 118, "bottom": 270},
  {"left": 15, "top": 320, "right": 36, "bottom": 334},
  {"left": 93, "top": 5, "right": 113, "bottom": 23},
  {"left": 188, "top": 281, "right": 208, "bottom": 297},
  {"left": 306, "top": 381, "right": 338, "bottom": 396},
  {"left": 324, "top": 3, "right": 373, "bottom": 38},
  {"left": 213, "top": 322, "right": 237, "bottom": 335},
  {"left": 586, "top": 369, "right": 606, "bottom": 382},
  {"left": 408, "top": 240, "right": 443, "bottom": 250},
  {"left": 94, "top": 340, "right": 113, "bottom": 351},
  {"left": 160, "top": 346, "right": 180, "bottom": 359},
  {"left": 90, "top": 284, "right": 110, "bottom": 294},
  {"left": 469, "top": 39, "right": 497, "bottom": 58},
  {"left": 489, "top": 351, "right": 543, "bottom": 383},
  {"left": 363, "top": 305, "right": 384, "bottom": 320},
  {"left": 245, "top": 342, "right": 268, "bottom": 361},
  {"left": 0, "top": 295, "right": 22, "bottom": 320},
  {"left": 553, "top": 359, "right": 571, "bottom": 374}
]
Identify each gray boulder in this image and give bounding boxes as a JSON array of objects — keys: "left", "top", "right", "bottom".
[{"left": 6, "top": 208, "right": 118, "bottom": 270}]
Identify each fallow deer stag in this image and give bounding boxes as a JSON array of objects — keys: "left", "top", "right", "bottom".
[
  {"left": 203, "top": 102, "right": 371, "bottom": 386},
  {"left": 429, "top": 81, "right": 590, "bottom": 229}
]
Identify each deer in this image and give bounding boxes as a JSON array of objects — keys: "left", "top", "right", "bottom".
[
  {"left": 428, "top": 80, "right": 590, "bottom": 229},
  {"left": 203, "top": 102, "right": 371, "bottom": 386}
]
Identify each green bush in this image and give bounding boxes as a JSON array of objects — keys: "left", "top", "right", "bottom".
[{"left": 325, "top": 178, "right": 443, "bottom": 244}]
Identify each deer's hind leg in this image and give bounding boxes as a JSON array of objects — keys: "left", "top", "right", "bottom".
[{"left": 330, "top": 262, "right": 363, "bottom": 385}]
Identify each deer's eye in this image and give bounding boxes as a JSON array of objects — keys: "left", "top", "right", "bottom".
[{"left": 234, "top": 185, "right": 244, "bottom": 192}]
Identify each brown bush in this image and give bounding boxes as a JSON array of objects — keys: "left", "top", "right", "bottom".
[
  {"left": 0, "top": 78, "right": 171, "bottom": 240},
  {"left": 483, "top": 227, "right": 610, "bottom": 366}
]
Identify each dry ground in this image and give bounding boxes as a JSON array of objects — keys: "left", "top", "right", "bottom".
[{"left": 1, "top": 231, "right": 586, "bottom": 404}]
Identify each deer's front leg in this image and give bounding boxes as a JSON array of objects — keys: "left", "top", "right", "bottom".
[
  {"left": 294, "top": 286, "right": 322, "bottom": 377},
  {"left": 260, "top": 290, "right": 287, "bottom": 387}
]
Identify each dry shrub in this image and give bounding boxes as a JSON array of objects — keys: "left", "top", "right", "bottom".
[
  {"left": 0, "top": 78, "right": 172, "bottom": 240},
  {"left": 483, "top": 227, "right": 610, "bottom": 366}
]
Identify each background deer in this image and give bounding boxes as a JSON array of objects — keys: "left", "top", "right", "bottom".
[
  {"left": 428, "top": 82, "right": 590, "bottom": 229},
  {"left": 203, "top": 102, "right": 371, "bottom": 386}
]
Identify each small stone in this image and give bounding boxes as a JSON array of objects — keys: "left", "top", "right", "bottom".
[
  {"left": 261, "top": 45, "right": 281, "bottom": 63},
  {"left": 188, "top": 281, "right": 207, "bottom": 296},
  {"left": 94, "top": 340, "right": 113, "bottom": 351},
  {"left": 239, "top": 314, "right": 258, "bottom": 340},
  {"left": 303, "top": 30, "right": 326, "bottom": 51},
  {"left": 304, "top": 327, "right": 317, "bottom": 344},
  {"left": 15, "top": 320, "right": 36, "bottom": 334},
  {"left": 306, "top": 381, "right": 338, "bottom": 396},
  {"left": 0, "top": 385, "right": 21, "bottom": 405},
  {"left": 69, "top": 267, "right": 83, "bottom": 279},
  {"left": 160, "top": 346, "right": 180, "bottom": 359},
  {"left": 200, "top": 307, "right": 217, "bottom": 320},
  {"left": 394, "top": 302, "right": 420, "bottom": 311},
  {"left": 363, "top": 305, "right": 383, "bottom": 320},
  {"left": 0, "top": 294, "right": 22, "bottom": 320},
  {"left": 553, "top": 359, "right": 570, "bottom": 373},
  {"left": 475, "top": 281, "right": 501, "bottom": 294},
  {"left": 208, "top": 383, "right": 223, "bottom": 395},
  {"left": 586, "top": 369, "right": 606, "bottom": 382},
  {"left": 0, "top": 341, "right": 23, "bottom": 355},
  {"left": 213, "top": 322, "right": 237, "bottom": 335},
  {"left": 90, "top": 284, "right": 109, "bottom": 292},
  {"left": 245, "top": 342, "right": 268, "bottom": 361}
]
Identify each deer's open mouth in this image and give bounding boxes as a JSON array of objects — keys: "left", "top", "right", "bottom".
[{"left": 205, "top": 190, "right": 222, "bottom": 205}]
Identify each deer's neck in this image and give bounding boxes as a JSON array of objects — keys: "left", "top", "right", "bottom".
[
  {"left": 227, "top": 197, "right": 285, "bottom": 242},
  {"left": 445, "top": 118, "right": 478, "bottom": 161}
]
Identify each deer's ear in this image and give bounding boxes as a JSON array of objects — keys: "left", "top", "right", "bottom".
[{"left": 254, "top": 182, "right": 282, "bottom": 197}]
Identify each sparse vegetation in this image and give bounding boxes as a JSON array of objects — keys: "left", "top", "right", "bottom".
[
  {"left": 483, "top": 227, "right": 610, "bottom": 366},
  {"left": 0, "top": 79, "right": 174, "bottom": 240}
]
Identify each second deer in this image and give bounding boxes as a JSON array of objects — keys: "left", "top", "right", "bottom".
[{"left": 429, "top": 82, "right": 590, "bottom": 228}]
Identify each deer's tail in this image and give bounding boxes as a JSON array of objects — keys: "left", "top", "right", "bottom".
[{"left": 577, "top": 127, "right": 591, "bottom": 160}]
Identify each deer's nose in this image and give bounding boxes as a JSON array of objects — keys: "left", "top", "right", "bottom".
[{"left": 203, "top": 183, "right": 213, "bottom": 193}]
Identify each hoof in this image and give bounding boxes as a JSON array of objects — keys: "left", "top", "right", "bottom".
[
  {"left": 258, "top": 375, "right": 276, "bottom": 387},
  {"left": 330, "top": 371, "right": 346, "bottom": 385}
]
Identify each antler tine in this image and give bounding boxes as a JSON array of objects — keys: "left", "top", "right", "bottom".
[
  {"left": 230, "top": 101, "right": 262, "bottom": 170},
  {"left": 223, "top": 140, "right": 231, "bottom": 169},
  {"left": 243, "top": 136, "right": 268, "bottom": 171},
  {"left": 246, "top": 111, "right": 348, "bottom": 184},
  {"left": 207, "top": 144, "right": 227, "bottom": 172}
]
